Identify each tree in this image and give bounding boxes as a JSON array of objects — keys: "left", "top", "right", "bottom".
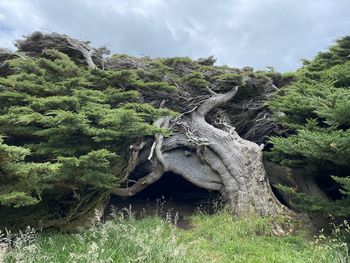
[
  {"left": 14, "top": 31, "right": 110, "bottom": 69},
  {"left": 0, "top": 47, "right": 174, "bottom": 229},
  {"left": 107, "top": 60, "right": 290, "bottom": 217},
  {"left": 0, "top": 32, "right": 291, "bottom": 229},
  {"left": 268, "top": 36, "right": 350, "bottom": 216},
  {"left": 301, "top": 36, "right": 350, "bottom": 72}
]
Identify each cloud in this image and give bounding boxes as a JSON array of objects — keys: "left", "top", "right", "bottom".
[
  {"left": 0, "top": 0, "right": 349, "bottom": 71},
  {"left": 0, "top": 1, "right": 45, "bottom": 47}
]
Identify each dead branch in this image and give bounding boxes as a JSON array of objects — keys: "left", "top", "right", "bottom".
[{"left": 196, "top": 86, "right": 239, "bottom": 117}]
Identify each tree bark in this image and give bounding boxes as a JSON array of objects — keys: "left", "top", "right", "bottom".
[
  {"left": 264, "top": 159, "right": 329, "bottom": 209},
  {"left": 65, "top": 36, "right": 97, "bottom": 69},
  {"left": 112, "top": 87, "right": 292, "bottom": 217}
]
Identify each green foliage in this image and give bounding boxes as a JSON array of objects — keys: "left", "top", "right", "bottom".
[
  {"left": 269, "top": 36, "right": 350, "bottom": 216},
  {"left": 302, "top": 36, "right": 350, "bottom": 72},
  {"left": 163, "top": 57, "right": 196, "bottom": 68},
  {"left": 0, "top": 137, "right": 58, "bottom": 208},
  {"left": 137, "top": 81, "right": 177, "bottom": 97},
  {"left": 269, "top": 129, "right": 350, "bottom": 167},
  {"left": 212, "top": 73, "right": 245, "bottom": 91},
  {"left": 57, "top": 150, "right": 118, "bottom": 188},
  {"left": 0, "top": 50, "right": 175, "bottom": 228},
  {"left": 0, "top": 192, "right": 40, "bottom": 208},
  {"left": 276, "top": 184, "right": 350, "bottom": 217},
  {"left": 321, "top": 61, "right": 350, "bottom": 88},
  {"left": 181, "top": 72, "right": 209, "bottom": 90},
  {"left": 333, "top": 176, "right": 350, "bottom": 196}
]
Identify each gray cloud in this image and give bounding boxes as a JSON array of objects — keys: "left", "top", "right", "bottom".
[{"left": 0, "top": 0, "right": 349, "bottom": 71}]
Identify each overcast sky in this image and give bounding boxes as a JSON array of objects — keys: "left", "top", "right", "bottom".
[{"left": 0, "top": 0, "right": 349, "bottom": 71}]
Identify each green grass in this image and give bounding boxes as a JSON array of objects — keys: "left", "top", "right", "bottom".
[
  {"left": 2, "top": 212, "right": 349, "bottom": 263},
  {"left": 181, "top": 213, "right": 348, "bottom": 263}
]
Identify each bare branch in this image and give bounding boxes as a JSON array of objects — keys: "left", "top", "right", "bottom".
[
  {"left": 119, "top": 141, "right": 147, "bottom": 182},
  {"left": 147, "top": 141, "right": 157, "bottom": 161},
  {"left": 111, "top": 165, "right": 165, "bottom": 197},
  {"left": 65, "top": 36, "right": 96, "bottom": 69},
  {"left": 196, "top": 86, "right": 239, "bottom": 117}
]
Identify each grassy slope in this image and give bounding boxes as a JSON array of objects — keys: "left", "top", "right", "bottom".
[{"left": 3, "top": 212, "right": 349, "bottom": 263}]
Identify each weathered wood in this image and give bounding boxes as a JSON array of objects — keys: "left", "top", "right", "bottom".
[{"left": 112, "top": 87, "right": 292, "bottom": 217}]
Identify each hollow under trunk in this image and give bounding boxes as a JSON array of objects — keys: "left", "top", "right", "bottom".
[
  {"left": 112, "top": 87, "right": 291, "bottom": 217},
  {"left": 162, "top": 116, "right": 287, "bottom": 216}
]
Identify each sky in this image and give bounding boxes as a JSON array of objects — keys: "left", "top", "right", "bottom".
[{"left": 0, "top": 0, "right": 349, "bottom": 72}]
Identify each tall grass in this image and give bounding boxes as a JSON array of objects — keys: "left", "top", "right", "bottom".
[
  {"left": 3, "top": 212, "right": 187, "bottom": 263},
  {"left": 182, "top": 213, "right": 349, "bottom": 263},
  {"left": 1, "top": 211, "right": 349, "bottom": 263}
]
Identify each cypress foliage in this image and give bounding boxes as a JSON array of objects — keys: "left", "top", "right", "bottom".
[
  {"left": 0, "top": 49, "right": 175, "bottom": 229},
  {"left": 268, "top": 36, "right": 350, "bottom": 216}
]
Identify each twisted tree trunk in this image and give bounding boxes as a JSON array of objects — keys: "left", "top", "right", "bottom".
[{"left": 112, "top": 87, "right": 291, "bottom": 217}]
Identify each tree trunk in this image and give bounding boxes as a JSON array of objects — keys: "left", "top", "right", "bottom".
[
  {"left": 264, "top": 159, "right": 329, "bottom": 209},
  {"left": 112, "top": 87, "right": 291, "bottom": 217}
]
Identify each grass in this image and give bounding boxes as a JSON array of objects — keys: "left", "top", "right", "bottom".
[
  {"left": 1, "top": 211, "right": 349, "bottom": 263},
  {"left": 181, "top": 213, "right": 348, "bottom": 263}
]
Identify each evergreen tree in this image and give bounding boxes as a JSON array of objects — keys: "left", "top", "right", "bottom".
[
  {"left": 268, "top": 36, "right": 350, "bottom": 216},
  {"left": 0, "top": 32, "right": 296, "bottom": 229},
  {"left": 0, "top": 49, "right": 175, "bottom": 229}
]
